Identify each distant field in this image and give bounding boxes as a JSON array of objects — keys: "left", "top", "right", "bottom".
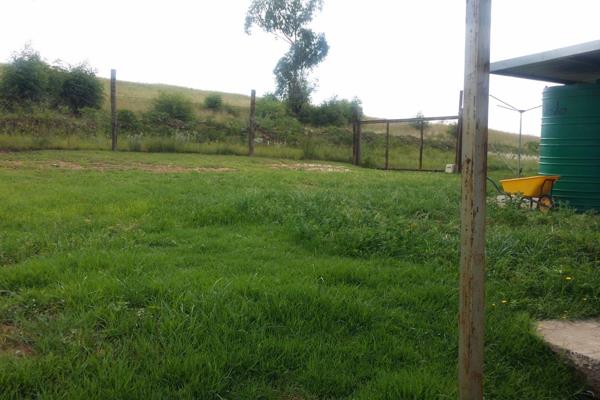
[
  {"left": 0, "top": 63, "right": 538, "bottom": 170},
  {"left": 98, "top": 77, "right": 251, "bottom": 113},
  {"left": 98, "top": 76, "right": 539, "bottom": 150},
  {"left": 0, "top": 150, "right": 598, "bottom": 399}
]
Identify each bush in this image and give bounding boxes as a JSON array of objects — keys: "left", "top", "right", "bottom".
[
  {"left": 151, "top": 93, "right": 195, "bottom": 124},
  {"left": 59, "top": 64, "right": 104, "bottom": 114},
  {"left": 526, "top": 141, "right": 540, "bottom": 154},
  {"left": 204, "top": 94, "right": 223, "bottom": 111},
  {"left": 305, "top": 97, "right": 362, "bottom": 127},
  {"left": 117, "top": 109, "right": 142, "bottom": 133},
  {"left": 255, "top": 95, "right": 304, "bottom": 144},
  {"left": 0, "top": 48, "right": 103, "bottom": 115},
  {"left": 0, "top": 47, "right": 50, "bottom": 109}
]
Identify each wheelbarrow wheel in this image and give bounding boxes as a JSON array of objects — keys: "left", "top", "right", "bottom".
[{"left": 538, "top": 195, "right": 555, "bottom": 213}]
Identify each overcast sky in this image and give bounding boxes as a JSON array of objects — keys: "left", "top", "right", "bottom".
[{"left": 2, "top": 0, "right": 600, "bottom": 136}]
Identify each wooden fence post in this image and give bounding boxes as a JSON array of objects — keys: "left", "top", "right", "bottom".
[
  {"left": 419, "top": 119, "right": 424, "bottom": 170},
  {"left": 352, "top": 117, "right": 357, "bottom": 165},
  {"left": 110, "top": 69, "right": 117, "bottom": 151},
  {"left": 456, "top": 90, "right": 464, "bottom": 172},
  {"left": 385, "top": 121, "right": 390, "bottom": 170},
  {"left": 248, "top": 90, "right": 256, "bottom": 156},
  {"left": 352, "top": 107, "right": 361, "bottom": 166},
  {"left": 356, "top": 119, "right": 362, "bottom": 166},
  {"left": 459, "top": 0, "right": 491, "bottom": 399}
]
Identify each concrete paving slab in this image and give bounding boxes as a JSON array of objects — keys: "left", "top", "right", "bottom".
[{"left": 538, "top": 320, "right": 600, "bottom": 394}]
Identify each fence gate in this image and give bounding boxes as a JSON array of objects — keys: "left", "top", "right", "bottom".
[{"left": 351, "top": 92, "right": 463, "bottom": 172}]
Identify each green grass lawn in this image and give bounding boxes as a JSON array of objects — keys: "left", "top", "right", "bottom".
[{"left": 1, "top": 150, "right": 598, "bottom": 399}]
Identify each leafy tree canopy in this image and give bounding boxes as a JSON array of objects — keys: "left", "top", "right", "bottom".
[
  {"left": 0, "top": 47, "right": 103, "bottom": 114},
  {"left": 245, "top": 0, "right": 329, "bottom": 115},
  {"left": 60, "top": 64, "right": 104, "bottom": 114},
  {"left": 0, "top": 47, "right": 50, "bottom": 109}
]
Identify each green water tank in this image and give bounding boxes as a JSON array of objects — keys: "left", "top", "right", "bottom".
[{"left": 540, "top": 83, "right": 600, "bottom": 211}]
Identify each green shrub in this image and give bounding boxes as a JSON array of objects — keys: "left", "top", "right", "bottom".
[
  {"left": 117, "top": 109, "right": 142, "bottom": 133},
  {"left": 305, "top": 97, "right": 362, "bottom": 127},
  {"left": 0, "top": 47, "right": 51, "bottom": 110},
  {"left": 204, "top": 94, "right": 223, "bottom": 111},
  {"left": 322, "top": 126, "right": 353, "bottom": 146},
  {"left": 59, "top": 64, "right": 104, "bottom": 114},
  {"left": 151, "top": 93, "right": 195, "bottom": 124},
  {"left": 526, "top": 141, "right": 539, "bottom": 154},
  {"left": 255, "top": 95, "right": 304, "bottom": 144}
]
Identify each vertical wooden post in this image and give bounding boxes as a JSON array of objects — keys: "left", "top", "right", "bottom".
[
  {"left": 352, "top": 116, "right": 357, "bottom": 165},
  {"left": 419, "top": 120, "right": 424, "bottom": 170},
  {"left": 459, "top": 0, "right": 491, "bottom": 399},
  {"left": 110, "top": 69, "right": 117, "bottom": 151},
  {"left": 356, "top": 120, "right": 362, "bottom": 166},
  {"left": 248, "top": 90, "right": 256, "bottom": 156},
  {"left": 385, "top": 121, "right": 390, "bottom": 170},
  {"left": 352, "top": 106, "right": 361, "bottom": 166},
  {"left": 456, "top": 90, "right": 464, "bottom": 171}
]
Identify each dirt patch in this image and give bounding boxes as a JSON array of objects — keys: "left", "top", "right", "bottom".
[
  {"left": 0, "top": 160, "right": 235, "bottom": 174},
  {"left": 51, "top": 161, "right": 84, "bottom": 170},
  {"left": 130, "top": 163, "right": 234, "bottom": 173},
  {"left": 0, "top": 160, "right": 24, "bottom": 169},
  {"left": 0, "top": 324, "right": 34, "bottom": 358},
  {"left": 268, "top": 163, "right": 350, "bottom": 173}
]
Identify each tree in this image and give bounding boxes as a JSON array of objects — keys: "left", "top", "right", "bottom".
[
  {"left": 411, "top": 111, "right": 430, "bottom": 131},
  {"left": 0, "top": 47, "right": 50, "bottom": 109},
  {"left": 60, "top": 64, "right": 104, "bottom": 114},
  {"left": 245, "top": 0, "right": 329, "bottom": 115}
]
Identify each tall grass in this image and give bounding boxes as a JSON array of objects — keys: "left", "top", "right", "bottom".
[{"left": 0, "top": 150, "right": 595, "bottom": 399}]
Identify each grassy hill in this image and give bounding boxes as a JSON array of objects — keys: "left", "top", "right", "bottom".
[
  {"left": 98, "top": 76, "right": 538, "bottom": 148},
  {"left": 0, "top": 63, "right": 538, "bottom": 173},
  {"left": 0, "top": 62, "right": 538, "bottom": 148},
  {"left": 98, "top": 77, "right": 251, "bottom": 113}
]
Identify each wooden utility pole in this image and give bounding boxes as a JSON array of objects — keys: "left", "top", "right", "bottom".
[
  {"left": 419, "top": 119, "right": 424, "bottom": 170},
  {"left": 110, "top": 69, "right": 117, "bottom": 151},
  {"left": 385, "top": 121, "right": 390, "bottom": 170},
  {"left": 456, "top": 90, "right": 464, "bottom": 171},
  {"left": 248, "top": 90, "right": 256, "bottom": 156},
  {"left": 459, "top": 0, "right": 491, "bottom": 399}
]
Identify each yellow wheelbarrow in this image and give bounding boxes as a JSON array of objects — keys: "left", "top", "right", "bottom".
[{"left": 488, "top": 175, "right": 560, "bottom": 212}]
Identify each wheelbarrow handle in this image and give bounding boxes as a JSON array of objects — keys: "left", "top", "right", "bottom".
[{"left": 486, "top": 177, "right": 504, "bottom": 195}]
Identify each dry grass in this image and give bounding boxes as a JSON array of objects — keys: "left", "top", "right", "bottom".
[
  {"left": 99, "top": 78, "right": 251, "bottom": 114},
  {"left": 0, "top": 159, "right": 236, "bottom": 173}
]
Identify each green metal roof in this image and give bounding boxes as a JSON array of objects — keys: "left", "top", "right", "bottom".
[{"left": 490, "top": 40, "right": 600, "bottom": 84}]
